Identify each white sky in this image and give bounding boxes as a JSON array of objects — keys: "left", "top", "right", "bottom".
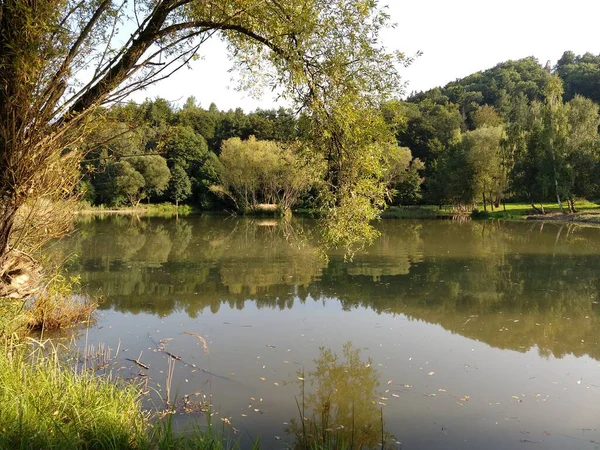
[{"left": 129, "top": 0, "right": 600, "bottom": 111}]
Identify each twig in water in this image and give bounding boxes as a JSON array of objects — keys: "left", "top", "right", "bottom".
[{"left": 183, "top": 331, "right": 210, "bottom": 354}]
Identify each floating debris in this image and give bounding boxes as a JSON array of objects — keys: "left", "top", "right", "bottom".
[
  {"left": 125, "top": 357, "right": 149, "bottom": 370},
  {"left": 183, "top": 331, "right": 210, "bottom": 354}
]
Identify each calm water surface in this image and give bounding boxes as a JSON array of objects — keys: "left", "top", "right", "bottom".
[{"left": 51, "top": 216, "right": 600, "bottom": 449}]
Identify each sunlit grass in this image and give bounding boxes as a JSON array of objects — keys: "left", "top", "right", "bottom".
[
  {"left": 382, "top": 201, "right": 600, "bottom": 221},
  {"left": 0, "top": 334, "right": 252, "bottom": 450},
  {"left": 78, "top": 202, "right": 196, "bottom": 218},
  {"left": 0, "top": 339, "right": 148, "bottom": 450},
  {"left": 381, "top": 205, "right": 451, "bottom": 219},
  {"left": 482, "top": 200, "right": 600, "bottom": 219}
]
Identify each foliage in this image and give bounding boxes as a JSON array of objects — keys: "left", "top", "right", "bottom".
[
  {"left": 384, "top": 146, "right": 424, "bottom": 205},
  {"left": 168, "top": 164, "right": 193, "bottom": 207},
  {"left": 288, "top": 343, "right": 395, "bottom": 450},
  {"left": 213, "top": 136, "right": 323, "bottom": 214},
  {"left": 0, "top": 0, "right": 405, "bottom": 290},
  {"left": 555, "top": 51, "right": 600, "bottom": 104},
  {"left": 463, "top": 126, "right": 507, "bottom": 210},
  {"left": 0, "top": 341, "right": 148, "bottom": 450}
]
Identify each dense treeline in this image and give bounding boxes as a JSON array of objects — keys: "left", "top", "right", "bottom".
[
  {"left": 82, "top": 96, "right": 421, "bottom": 213},
  {"left": 395, "top": 51, "right": 600, "bottom": 211},
  {"left": 82, "top": 51, "right": 600, "bottom": 213}
]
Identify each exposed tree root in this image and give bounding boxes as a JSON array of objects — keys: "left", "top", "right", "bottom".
[{"left": 0, "top": 251, "right": 41, "bottom": 300}]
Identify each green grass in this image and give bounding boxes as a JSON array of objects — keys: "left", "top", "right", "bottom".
[
  {"left": 0, "top": 286, "right": 243, "bottom": 450},
  {"left": 0, "top": 339, "right": 148, "bottom": 450},
  {"left": 0, "top": 334, "right": 253, "bottom": 450},
  {"left": 381, "top": 205, "right": 451, "bottom": 219},
  {"left": 476, "top": 200, "right": 600, "bottom": 220},
  {"left": 78, "top": 202, "right": 197, "bottom": 218},
  {"left": 378, "top": 201, "right": 600, "bottom": 222}
]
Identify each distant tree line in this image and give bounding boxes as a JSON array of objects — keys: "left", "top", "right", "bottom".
[
  {"left": 392, "top": 51, "right": 600, "bottom": 212},
  {"left": 82, "top": 51, "right": 600, "bottom": 213},
  {"left": 82, "top": 96, "right": 421, "bottom": 213}
]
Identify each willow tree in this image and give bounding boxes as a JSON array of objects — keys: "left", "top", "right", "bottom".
[{"left": 0, "top": 0, "right": 406, "bottom": 296}]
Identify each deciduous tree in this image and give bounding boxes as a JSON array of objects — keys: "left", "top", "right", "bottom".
[{"left": 0, "top": 0, "right": 405, "bottom": 295}]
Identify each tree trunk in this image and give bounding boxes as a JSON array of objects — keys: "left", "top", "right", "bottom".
[
  {"left": 0, "top": 199, "right": 18, "bottom": 263},
  {"left": 0, "top": 198, "right": 42, "bottom": 299},
  {"left": 550, "top": 147, "right": 564, "bottom": 213},
  {"left": 555, "top": 186, "right": 564, "bottom": 213},
  {"left": 530, "top": 202, "right": 543, "bottom": 214}
]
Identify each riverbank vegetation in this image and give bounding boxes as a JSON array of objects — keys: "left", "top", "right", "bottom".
[
  {"left": 0, "top": 0, "right": 408, "bottom": 298},
  {"left": 79, "top": 52, "right": 600, "bottom": 223}
]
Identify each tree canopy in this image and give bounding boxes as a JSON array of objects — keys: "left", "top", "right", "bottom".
[{"left": 0, "top": 0, "right": 408, "bottom": 294}]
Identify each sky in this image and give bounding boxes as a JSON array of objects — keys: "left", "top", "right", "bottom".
[{"left": 129, "top": 0, "right": 600, "bottom": 111}]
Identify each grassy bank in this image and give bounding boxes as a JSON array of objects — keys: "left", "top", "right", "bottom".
[
  {"left": 0, "top": 285, "right": 240, "bottom": 450},
  {"left": 0, "top": 339, "right": 148, "bottom": 450},
  {"left": 380, "top": 201, "right": 600, "bottom": 223},
  {"left": 77, "top": 202, "right": 197, "bottom": 218},
  {"left": 381, "top": 205, "right": 453, "bottom": 219},
  {"left": 474, "top": 200, "right": 600, "bottom": 221}
]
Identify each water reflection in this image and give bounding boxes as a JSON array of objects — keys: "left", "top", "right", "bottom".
[
  {"left": 54, "top": 216, "right": 600, "bottom": 361},
  {"left": 288, "top": 343, "right": 396, "bottom": 449}
]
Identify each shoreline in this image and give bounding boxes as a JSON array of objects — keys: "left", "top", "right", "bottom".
[
  {"left": 76, "top": 204, "right": 600, "bottom": 228},
  {"left": 525, "top": 211, "right": 600, "bottom": 226}
]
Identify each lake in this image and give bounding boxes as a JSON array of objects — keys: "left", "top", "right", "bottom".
[{"left": 50, "top": 215, "right": 600, "bottom": 449}]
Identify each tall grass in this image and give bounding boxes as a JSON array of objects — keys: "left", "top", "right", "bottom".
[
  {"left": 25, "top": 274, "right": 96, "bottom": 331},
  {"left": 0, "top": 339, "right": 148, "bottom": 450}
]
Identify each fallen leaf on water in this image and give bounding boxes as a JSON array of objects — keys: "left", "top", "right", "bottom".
[{"left": 259, "top": 377, "right": 266, "bottom": 381}]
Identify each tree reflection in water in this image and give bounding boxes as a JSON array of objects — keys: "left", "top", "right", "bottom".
[
  {"left": 287, "top": 343, "right": 397, "bottom": 450},
  {"left": 53, "top": 216, "right": 600, "bottom": 361}
]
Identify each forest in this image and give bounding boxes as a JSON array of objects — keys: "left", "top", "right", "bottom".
[{"left": 81, "top": 51, "right": 600, "bottom": 214}]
